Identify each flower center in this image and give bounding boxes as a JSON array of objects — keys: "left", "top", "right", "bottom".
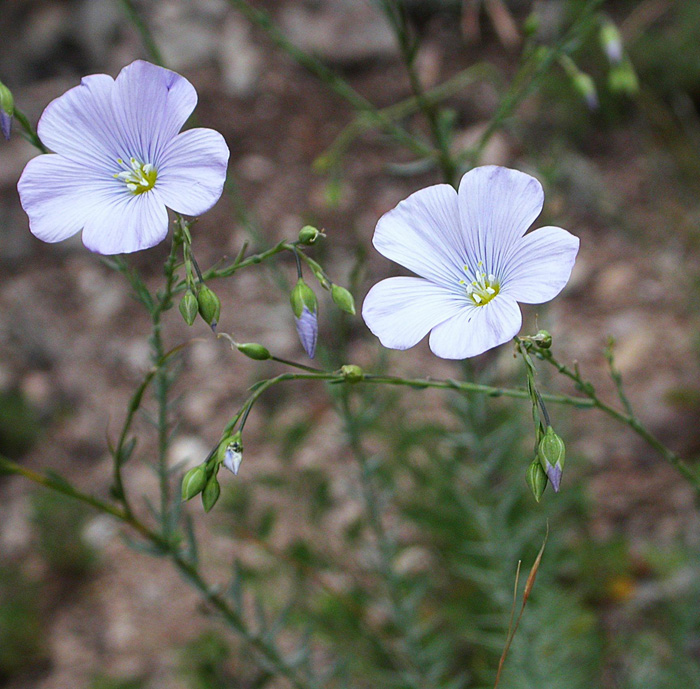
[
  {"left": 114, "top": 157, "right": 157, "bottom": 195},
  {"left": 460, "top": 262, "right": 500, "bottom": 306}
]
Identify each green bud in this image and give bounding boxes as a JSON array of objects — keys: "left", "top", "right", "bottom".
[
  {"left": 202, "top": 474, "right": 221, "bottom": 512},
  {"left": 298, "top": 225, "right": 321, "bottom": 245},
  {"left": 526, "top": 458, "right": 548, "bottom": 502},
  {"left": 538, "top": 426, "right": 566, "bottom": 492},
  {"left": 0, "top": 80, "right": 13, "bottom": 117},
  {"left": 600, "top": 21, "right": 623, "bottom": 64},
  {"left": 179, "top": 290, "right": 199, "bottom": 326},
  {"left": 572, "top": 72, "right": 598, "bottom": 110},
  {"left": 217, "top": 431, "right": 243, "bottom": 475},
  {"left": 290, "top": 278, "right": 317, "bottom": 318},
  {"left": 533, "top": 330, "right": 552, "bottom": 349},
  {"left": 331, "top": 284, "right": 356, "bottom": 315},
  {"left": 197, "top": 284, "right": 221, "bottom": 327},
  {"left": 340, "top": 364, "right": 364, "bottom": 383},
  {"left": 236, "top": 342, "right": 271, "bottom": 360},
  {"left": 608, "top": 61, "right": 639, "bottom": 96},
  {"left": 181, "top": 465, "right": 207, "bottom": 501},
  {"left": 523, "top": 12, "right": 539, "bottom": 37}
]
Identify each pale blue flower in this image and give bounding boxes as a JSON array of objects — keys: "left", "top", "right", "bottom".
[
  {"left": 17, "top": 60, "right": 229, "bottom": 254},
  {"left": 362, "top": 166, "right": 579, "bottom": 359},
  {"left": 295, "top": 306, "right": 318, "bottom": 359}
]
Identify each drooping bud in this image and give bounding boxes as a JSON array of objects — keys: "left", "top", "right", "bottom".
[
  {"left": 179, "top": 290, "right": 199, "bottom": 326},
  {"left": 290, "top": 278, "right": 318, "bottom": 358},
  {"left": 533, "top": 330, "right": 552, "bottom": 349},
  {"left": 181, "top": 464, "right": 207, "bottom": 501},
  {"left": 572, "top": 71, "right": 599, "bottom": 111},
  {"left": 236, "top": 342, "right": 271, "bottom": 361},
  {"left": 537, "top": 426, "right": 566, "bottom": 492},
  {"left": 331, "top": 284, "right": 356, "bottom": 315},
  {"left": 217, "top": 431, "right": 243, "bottom": 475},
  {"left": 0, "top": 80, "right": 13, "bottom": 141},
  {"left": 526, "top": 458, "right": 548, "bottom": 503},
  {"left": 340, "top": 364, "right": 364, "bottom": 383},
  {"left": 197, "top": 284, "right": 221, "bottom": 329},
  {"left": 202, "top": 474, "right": 221, "bottom": 512},
  {"left": 298, "top": 225, "right": 322, "bottom": 245},
  {"left": 600, "top": 21, "right": 623, "bottom": 65},
  {"left": 608, "top": 60, "right": 639, "bottom": 96}
]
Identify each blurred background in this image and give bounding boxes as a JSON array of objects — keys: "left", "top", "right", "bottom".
[{"left": 1, "top": 0, "right": 700, "bottom": 687}]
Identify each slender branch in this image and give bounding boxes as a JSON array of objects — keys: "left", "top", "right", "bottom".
[{"left": 119, "top": 0, "right": 165, "bottom": 65}]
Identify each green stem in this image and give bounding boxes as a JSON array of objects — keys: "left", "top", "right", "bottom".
[
  {"left": 119, "top": 0, "right": 165, "bottom": 65},
  {"left": 13, "top": 107, "right": 48, "bottom": 153}
]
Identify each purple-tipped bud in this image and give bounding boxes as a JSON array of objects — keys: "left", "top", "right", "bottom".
[
  {"left": 0, "top": 81, "right": 13, "bottom": 141},
  {"left": 217, "top": 431, "right": 243, "bottom": 475},
  {"left": 600, "top": 22, "right": 623, "bottom": 65},
  {"left": 538, "top": 426, "right": 566, "bottom": 493},
  {"left": 295, "top": 306, "right": 318, "bottom": 359}
]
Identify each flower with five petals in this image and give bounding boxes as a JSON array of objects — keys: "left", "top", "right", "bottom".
[{"left": 362, "top": 166, "right": 579, "bottom": 359}]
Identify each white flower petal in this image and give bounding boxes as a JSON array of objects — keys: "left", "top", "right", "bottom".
[
  {"left": 428, "top": 294, "right": 522, "bottom": 359},
  {"left": 372, "top": 184, "right": 466, "bottom": 285},
  {"left": 362, "top": 276, "right": 466, "bottom": 350},
  {"left": 37, "top": 74, "right": 124, "bottom": 171},
  {"left": 458, "top": 166, "right": 544, "bottom": 275},
  {"left": 18, "top": 153, "right": 108, "bottom": 243},
  {"left": 156, "top": 128, "right": 230, "bottom": 216},
  {"left": 81, "top": 190, "right": 168, "bottom": 255},
  {"left": 112, "top": 60, "right": 198, "bottom": 162},
  {"left": 502, "top": 226, "right": 580, "bottom": 304}
]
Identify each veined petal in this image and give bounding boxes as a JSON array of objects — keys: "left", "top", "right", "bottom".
[
  {"left": 501, "top": 226, "right": 579, "bottom": 304},
  {"left": 81, "top": 189, "right": 168, "bottom": 255},
  {"left": 112, "top": 60, "right": 198, "bottom": 163},
  {"left": 362, "top": 277, "right": 466, "bottom": 350},
  {"left": 18, "top": 153, "right": 108, "bottom": 243},
  {"left": 458, "top": 166, "right": 544, "bottom": 276},
  {"left": 156, "top": 128, "right": 229, "bottom": 216},
  {"left": 428, "top": 294, "right": 522, "bottom": 359},
  {"left": 372, "top": 184, "right": 467, "bottom": 286},
  {"left": 37, "top": 74, "right": 124, "bottom": 171}
]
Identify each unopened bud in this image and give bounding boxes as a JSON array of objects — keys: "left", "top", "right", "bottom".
[
  {"left": 202, "top": 474, "right": 221, "bottom": 512},
  {"left": 608, "top": 61, "right": 639, "bottom": 96},
  {"left": 298, "top": 225, "right": 321, "bottom": 245},
  {"left": 179, "top": 290, "right": 198, "bottom": 326},
  {"left": 538, "top": 426, "right": 566, "bottom": 492},
  {"left": 197, "top": 284, "right": 221, "bottom": 328},
  {"left": 331, "top": 284, "right": 356, "bottom": 315},
  {"left": 290, "top": 279, "right": 318, "bottom": 358},
  {"left": 217, "top": 431, "right": 243, "bottom": 475},
  {"left": 600, "top": 21, "right": 623, "bottom": 64},
  {"left": 526, "top": 458, "right": 548, "bottom": 502},
  {"left": 522, "top": 12, "right": 539, "bottom": 38},
  {"left": 181, "top": 465, "right": 207, "bottom": 501},
  {"left": 236, "top": 342, "right": 271, "bottom": 360},
  {"left": 533, "top": 330, "right": 552, "bottom": 349},
  {"left": 573, "top": 72, "right": 599, "bottom": 111},
  {"left": 340, "top": 364, "right": 364, "bottom": 383},
  {"left": 0, "top": 81, "right": 13, "bottom": 141}
]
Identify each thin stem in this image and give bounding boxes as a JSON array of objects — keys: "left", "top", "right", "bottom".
[
  {"left": 119, "top": 0, "right": 165, "bottom": 65},
  {"left": 203, "top": 241, "right": 296, "bottom": 281},
  {"left": 13, "top": 107, "right": 48, "bottom": 153}
]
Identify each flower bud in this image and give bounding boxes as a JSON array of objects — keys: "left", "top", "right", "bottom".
[
  {"left": 572, "top": 72, "right": 599, "bottom": 111},
  {"left": 179, "top": 290, "right": 198, "bottom": 326},
  {"left": 197, "top": 284, "right": 221, "bottom": 328},
  {"left": 217, "top": 431, "right": 243, "bottom": 475},
  {"left": 331, "top": 284, "right": 356, "bottom": 315},
  {"left": 538, "top": 426, "right": 566, "bottom": 492},
  {"left": 340, "top": 364, "right": 364, "bottom": 383},
  {"left": 236, "top": 342, "right": 271, "bottom": 360},
  {"left": 181, "top": 465, "right": 207, "bottom": 501},
  {"left": 526, "top": 458, "right": 548, "bottom": 503},
  {"left": 533, "top": 330, "right": 552, "bottom": 349},
  {"left": 202, "top": 474, "right": 221, "bottom": 512},
  {"left": 298, "top": 225, "right": 321, "bottom": 245},
  {"left": 600, "top": 21, "right": 623, "bottom": 65},
  {"left": 0, "top": 80, "right": 13, "bottom": 141},
  {"left": 608, "top": 61, "right": 639, "bottom": 96},
  {"left": 290, "top": 279, "right": 318, "bottom": 358}
]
